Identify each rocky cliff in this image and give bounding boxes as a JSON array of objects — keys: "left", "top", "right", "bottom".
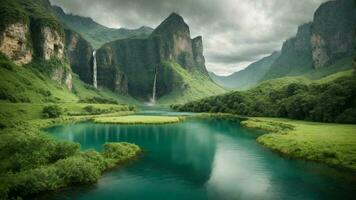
[
  {"left": 96, "top": 13, "right": 212, "bottom": 100},
  {"left": 311, "top": 0, "right": 356, "bottom": 68},
  {"left": 262, "top": 0, "right": 356, "bottom": 80},
  {"left": 0, "top": 0, "right": 72, "bottom": 90},
  {"left": 65, "top": 29, "right": 93, "bottom": 85}
]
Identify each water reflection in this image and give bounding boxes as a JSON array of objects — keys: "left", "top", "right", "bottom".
[
  {"left": 45, "top": 118, "right": 356, "bottom": 200},
  {"left": 47, "top": 119, "right": 217, "bottom": 185}
]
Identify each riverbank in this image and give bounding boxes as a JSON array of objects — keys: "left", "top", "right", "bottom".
[
  {"left": 241, "top": 117, "right": 356, "bottom": 172},
  {"left": 0, "top": 102, "right": 141, "bottom": 199}
]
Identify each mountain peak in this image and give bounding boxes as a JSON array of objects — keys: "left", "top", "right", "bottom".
[
  {"left": 152, "top": 12, "right": 189, "bottom": 36},
  {"left": 166, "top": 12, "right": 183, "bottom": 21}
]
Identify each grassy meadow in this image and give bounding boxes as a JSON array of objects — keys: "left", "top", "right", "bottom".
[{"left": 242, "top": 117, "right": 356, "bottom": 171}]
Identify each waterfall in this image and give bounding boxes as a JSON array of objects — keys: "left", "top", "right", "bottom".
[
  {"left": 151, "top": 65, "right": 158, "bottom": 104},
  {"left": 93, "top": 50, "right": 97, "bottom": 88}
]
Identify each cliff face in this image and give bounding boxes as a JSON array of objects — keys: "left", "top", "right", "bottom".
[
  {"left": 0, "top": 23, "right": 32, "bottom": 65},
  {"left": 263, "top": 0, "right": 356, "bottom": 80},
  {"left": 0, "top": 0, "right": 72, "bottom": 90},
  {"left": 311, "top": 0, "right": 356, "bottom": 68},
  {"left": 96, "top": 13, "right": 210, "bottom": 100},
  {"left": 65, "top": 29, "right": 93, "bottom": 85}
]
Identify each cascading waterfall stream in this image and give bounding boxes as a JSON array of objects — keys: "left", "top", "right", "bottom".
[
  {"left": 93, "top": 50, "right": 97, "bottom": 89},
  {"left": 151, "top": 65, "right": 158, "bottom": 104}
]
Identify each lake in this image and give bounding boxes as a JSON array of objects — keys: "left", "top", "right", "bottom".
[{"left": 44, "top": 115, "right": 356, "bottom": 200}]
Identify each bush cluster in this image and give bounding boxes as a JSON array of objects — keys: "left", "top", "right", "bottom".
[
  {"left": 0, "top": 128, "right": 140, "bottom": 199},
  {"left": 42, "top": 105, "right": 62, "bottom": 118}
]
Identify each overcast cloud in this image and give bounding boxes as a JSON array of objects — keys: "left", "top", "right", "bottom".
[{"left": 50, "top": 0, "right": 328, "bottom": 75}]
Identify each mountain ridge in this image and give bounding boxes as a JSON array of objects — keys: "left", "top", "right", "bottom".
[{"left": 51, "top": 5, "right": 154, "bottom": 49}]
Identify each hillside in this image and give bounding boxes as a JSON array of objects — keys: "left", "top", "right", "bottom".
[
  {"left": 210, "top": 51, "right": 280, "bottom": 90},
  {"left": 173, "top": 69, "right": 356, "bottom": 124},
  {"left": 52, "top": 6, "right": 153, "bottom": 49}
]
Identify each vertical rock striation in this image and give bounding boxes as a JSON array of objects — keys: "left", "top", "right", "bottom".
[{"left": 65, "top": 29, "right": 93, "bottom": 85}]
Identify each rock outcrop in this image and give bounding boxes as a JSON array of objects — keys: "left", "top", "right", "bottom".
[
  {"left": 96, "top": 13, "right": 210, "bottom": 100},
  {"left": 31, "top": 25, "right": 65, "bottom": 60},
  {"left": 51, "top": 66, "right": 73, "bottom": 91},
  {"left": 311, "top": 0, "right": 356, "bottom": 68},
  {"left": 65, "top": 29, "right": 93, "bottom": 85},
  {"left": 0, "top": 23, "right": 32, "bottom": 65}
]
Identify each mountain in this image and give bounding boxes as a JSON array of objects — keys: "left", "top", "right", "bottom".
[
  {"left": 52, "top": 6, "right": 153, "bottom": 49},
  {"left": 210, "top": 51, "right": 280, "bottom": 90},
  {"left": 263, "top": 0, "right": 355, "bottom": 80},
  {"left": 96, "top": 13, "right": 225, "bottom": 102},
  {"left": 213, "top": 0, "right": 356, "bottom": 90}
]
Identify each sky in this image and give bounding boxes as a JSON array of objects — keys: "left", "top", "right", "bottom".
[{"left": 50, "top": 0, "right": 328, "bottom": 76}]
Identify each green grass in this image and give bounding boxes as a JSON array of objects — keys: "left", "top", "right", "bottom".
[
  {"left": 158, "top": 62, "right": 226, "bottom": 104},
  {"left": 93, "top": 115, "right": 184, "bottom": 124},
  {"left": 242, "top": 117, "right": 356, "bottom": 171},
  {"left": 0, "top": 101, "right": 139, "bottom": 199}
]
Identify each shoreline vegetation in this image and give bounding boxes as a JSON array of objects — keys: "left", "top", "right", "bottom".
[
  {"left": 93, "top": 115, "right": 184, "bottom": 125},
  {"left": 0, "top": 103, "right": 140, "bottom": 199},
  {"left": 241, "top": 117, "right": 356, "bottom": 172}
]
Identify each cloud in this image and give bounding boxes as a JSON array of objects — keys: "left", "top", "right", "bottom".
[{"left": 50, "top": 0, "right": 328, "bottom": 75}]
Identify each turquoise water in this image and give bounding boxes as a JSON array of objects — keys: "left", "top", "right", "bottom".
[{"left": 44, "top": 117, "right": 356, "bottom": 200}]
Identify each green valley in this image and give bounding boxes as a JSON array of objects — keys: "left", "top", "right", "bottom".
[{"left": 0, "top": 0, "right": 356, "bottom": 199}]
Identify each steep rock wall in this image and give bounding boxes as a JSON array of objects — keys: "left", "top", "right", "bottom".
[
  {"left": 65, "top": 29, "right": 93, "bottom": 85},
  {"left": 96, "top": 13, "right": 210, "bottom": 100},
  {"left": 311, "top": 0, "right": 356, "bottom": 68}
]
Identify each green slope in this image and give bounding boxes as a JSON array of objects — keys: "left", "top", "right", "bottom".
[
  {"left": 158, "top": 62, "right": 226, "bottom": 105},
  {"left": 51, "top": 6, "right": 153, "bottom": 49},
  {"left": 210, "top": 52, "right": 280, "bottom": 90}
]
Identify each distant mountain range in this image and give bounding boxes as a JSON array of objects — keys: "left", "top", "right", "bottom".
[
  {"left": 211, "top": 0, "right": 356, "bottom": 90},
  {"left": 52, "top": 6, "right": 154, "bottom": 49}
]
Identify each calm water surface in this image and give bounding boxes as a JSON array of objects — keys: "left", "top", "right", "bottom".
[{"left": 44, "top": 115, "right": 356, "bottom": 200}]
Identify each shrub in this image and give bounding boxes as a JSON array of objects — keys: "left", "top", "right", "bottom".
[
  {"left": 42, "top": 105, "right": 62, "bottom": 118},
  {"left": 9, "top": 166, "right": 63, "bottom": 197},
  {"left": 50, "top": 141, "right": 80, "bottom": 162},
  {"left": 102, "top": 142, "right": 140, "bottom": 165},
  {"left": 55, "top": 156, "right": 101, "bottom": 184}
]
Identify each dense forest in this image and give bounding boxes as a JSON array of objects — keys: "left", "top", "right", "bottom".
[{"left": 172, "top": 68, "right": 356, "bottom": 123}]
